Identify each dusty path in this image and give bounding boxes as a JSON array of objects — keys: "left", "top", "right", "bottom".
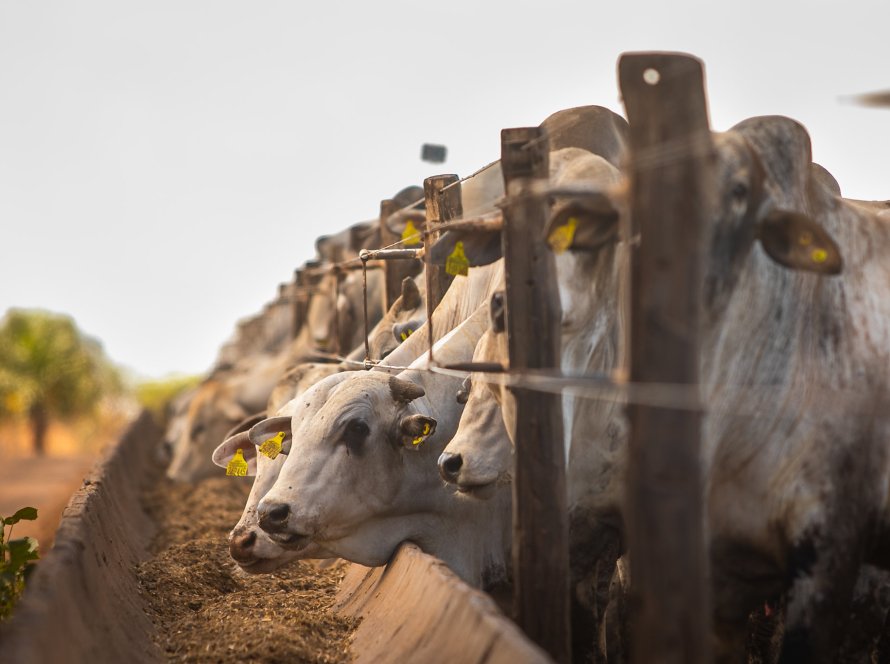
[
  {"left": 135, "top": 476, "right": 356, "bottom": 663},
  {"left": 0, "top": 454, "right": 93, "bottom": 548}
]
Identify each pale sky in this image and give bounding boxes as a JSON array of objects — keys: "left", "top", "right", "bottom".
[{"left": 1, "top": 0, "right": 887, "bottom": 378}]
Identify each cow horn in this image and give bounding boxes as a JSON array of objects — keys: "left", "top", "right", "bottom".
[
  {"left": 389, "top": 376, "right": 425, "bottom": 403},
  {"left": 400, "top": 277, "right": 422, "bottom": 311}
]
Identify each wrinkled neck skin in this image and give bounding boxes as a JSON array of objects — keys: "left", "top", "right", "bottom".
[
  {"left": 701, "top": 133, "right": 890, "bottom": 564},
  {"left": 380, "top": 261, "right": 504, "bottom": 372},
  {"left": 556, "top": 242, "right": 629, "bottom": 518},
  {"left": 269, "top": 306, "right": 511, "bottom": 587},
  {"left": 442, "top": 337, "right": 514, "bottom": 490},
  {"left": 385, "top": 304, "right": 512, "bottom": 585},
  {"left": 344, "top": 276, "right": 426, "bottom": 364}
]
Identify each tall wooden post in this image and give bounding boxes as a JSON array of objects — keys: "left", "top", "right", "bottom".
[
  {"left": 423, "top": 175, "right": 462, "bottom": 313},
  {"left": 619, "top": 52, "right": 714, "bottom": 664},
  {"left": 500, "top": 127, "right": 570, "bottom": 664}
]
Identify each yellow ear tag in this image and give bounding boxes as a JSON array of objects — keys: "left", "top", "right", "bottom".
[
  {"left": 400, "top": 328, "right": 413, "bottom": 342},
  {"left": 259, "top": 432, "right": 285, "bottom": 460},
  {"left": 548, "top": 217, "right": 578, "bottom": 254},
  {"left": 811, "top": 248, "right": 828, "bottom": 264},
  {"left": 412, "top": 422, "right": 432, "bottom": 446},
  {"left": 226, "top": 449, "right": 248, "bottom": 476},
  {"left": 445, "top": 241, "right": 470, "bottom": 277},
  {"left": 402, "top": 220, "right": 422, "bottom": 246}
]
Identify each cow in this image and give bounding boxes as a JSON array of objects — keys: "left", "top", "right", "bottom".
[
  {"left": 521, "top": 115, "right": 890, "bottom": 662},
  {"left": 436, "top": 145, "right": 628, "bottom": 661},
  {"left": 165, "top": 234, "right": 391, "bottom": 482},
  {"left": 248, "top": 301, "right": 513, "bottom": 588},
  {"left": 212, "top": 259, "right": 506, "bottom": 575},
  {"left": 695, "top": 116, "right": 890, "bottom": 662},
  {"left": 211, "top": 275, "right": 428, "bottom": 572}
]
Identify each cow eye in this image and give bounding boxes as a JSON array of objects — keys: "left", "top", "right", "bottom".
[
  {"left": 190, "top": 424, "right": 205, "bottom": 439},
  {"left": 731, "top": 182, "right": 748, "bottom": 201},
  {"left": 343, "top": 419, "right": 370, "bottom": 454}
]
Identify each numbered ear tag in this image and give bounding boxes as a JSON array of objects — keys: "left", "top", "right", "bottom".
[
  {"left": 226, "top": 449, "right": 248, "bottom": 476},
  {"left": 412, "top": 422, "right": 432, "bottom": 446},
  {"left": 400, "top": 329, "right": 413, "bottom": 342},
  {"left": 259, "top": 432, "right": 286, "bottom": 459},
  {"left": 445, "top": 241, "right": 470, "bottom": 277},
  {"left": 548, "top": 216, "right": 578, "bottom": 254},
  {"left": 402, "top": 220, "right": 422, "bottom": 246}
]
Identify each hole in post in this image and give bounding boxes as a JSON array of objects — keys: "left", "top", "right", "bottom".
[{"left": 643, "top": 68, "right": 660, "bottom": 85}]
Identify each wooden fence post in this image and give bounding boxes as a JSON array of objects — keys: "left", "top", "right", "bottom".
[
  {"left": 423, "top": 175, "right": 462, "bottom": 313},
  {"left": 500, "top": 127, "right": 571, "bottom": 664},
  {"left": 619, "top": 52, "right": 714, "bottom": 664},
  {"left": 379, "top": 198, "right": 423, "bottom": 310}
]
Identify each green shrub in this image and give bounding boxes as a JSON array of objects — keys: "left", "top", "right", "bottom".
[{"left": 0, "top": 507, "right": 39, "bottom": 621}]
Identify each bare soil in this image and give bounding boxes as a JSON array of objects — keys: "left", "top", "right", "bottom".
[{"left": 136, "top": 477, "right": 356, "bottom": 663}]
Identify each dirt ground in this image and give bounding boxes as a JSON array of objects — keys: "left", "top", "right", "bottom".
[
  {"left": 0, "top": 454, "right": 94, "bottom": 548},
  {"left": 135, "top": 477, "right": 356, "bottom": 664}
]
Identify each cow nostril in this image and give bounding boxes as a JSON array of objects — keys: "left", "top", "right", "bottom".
[
  {"left": 229, "top": 529, "right": 259, "bottom": 562},
  {"left": 268, "top": 504, "right": 290, "bottom": 524},
  {"left": 438, "top": 452, "right": 463, "bottom": 483}
]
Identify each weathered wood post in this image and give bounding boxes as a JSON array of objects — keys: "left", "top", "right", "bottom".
[
  {"left": 378, "top": 199, "right": 404, "bottom": 310},
  {"left": 619, "top": 52, "right": 714, "bottom": 664},
  {"left": 423, "top": 175, "right": 462, "bottom": 311},
  {"left": 423, "top": 175, "right": 462, "bottom": 359},
  {"left": 500, "top": 127, "right": 571, "bottom": 664},
  {"left": 379, "top": 198, "right": 423, "bottom": 311}
]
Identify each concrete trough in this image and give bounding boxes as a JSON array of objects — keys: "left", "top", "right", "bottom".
[{"left": 0, "top": 413, "right": 549, "bottom": 663}]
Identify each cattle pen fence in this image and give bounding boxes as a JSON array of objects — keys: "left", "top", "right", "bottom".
[
  {"left": 280, "top": 52, "right": 716, "bottom": 663},
  {"left": 1, "top": 51, "right": 754, "bottom": 664}
]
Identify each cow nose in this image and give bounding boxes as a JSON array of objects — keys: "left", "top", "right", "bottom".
[
  {"left": 438, "top": 452, "right": 463, "bottom": 484},
  {"left": 259, "top": 503, "right": 291, "bottom": 533},
  {"left": 229, "top": 529, "right": 257, "bottom": 563}
]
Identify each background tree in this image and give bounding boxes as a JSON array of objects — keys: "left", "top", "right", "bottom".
[{"left": 0, "top": 309, "right": 122, "bottom": 455}]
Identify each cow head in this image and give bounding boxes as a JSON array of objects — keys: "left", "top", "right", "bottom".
[
  {"left": 438, "top": 340, "right": 513, "bottom": 499},
  {"left": 254, "top": 371, "right": 441, "bottom": 566},
  {"left": 703, "top": 118, "right": 843, "bottom": 322},
  {"left": 211, "top": 362, "right": 342, "bottom": 572},
  {"left": 167, "top": 380, "right": 251, "bottom": 482}
]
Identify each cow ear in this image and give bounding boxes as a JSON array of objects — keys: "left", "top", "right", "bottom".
[
  {"left": 545, "top": 194, "right": 620, "bottom": 253},
  {"left": 212, "top": 432, "right": 258, "bottom": 476},
  {"left": 392, "top": 320, "right": 421, "bottom": 344},
  {"left": 430, "top": 230, "right": 503, "bottom": 267},
  {"left": 248, "top": 416, "right": 294, "bottom": 456},
  {"left": 398, "top": 414, "right": 437, "bottom": 449},
  {"left": 389, "top": 376, "right": 425, "bottom": 403},
  {"left": 399, "top": 277, "right": 422, "bottom": 311},
  {"left": 758, "top": 209, "right": 843, "bottom": 275},
  {"left": 385, "top": 210, "right": 426, "bottom": 245}
]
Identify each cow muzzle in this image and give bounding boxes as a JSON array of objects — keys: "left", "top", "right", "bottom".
[
  {"left": 228, "top": 528, "right": 258, "bottom": 564},
  {"left": 258, "top": 502, "right": 313, "bottom": 550},
  {"left": 438, "top": 452, "right": 463, "bottom": 484}
]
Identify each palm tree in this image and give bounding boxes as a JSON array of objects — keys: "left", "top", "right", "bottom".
[{"left": 0, "top": 309, "right": 121, "bottom": 455}]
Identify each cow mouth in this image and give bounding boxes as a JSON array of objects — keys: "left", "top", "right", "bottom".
[
  {"left": 456, "top": 480, "right": 498, "bottom": 500},
  {"left": 267, "top": 531, "right": 313, "bottom": 551},
  {"left": 235, "top": 557, "right": 288, "bottom": 574}
]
